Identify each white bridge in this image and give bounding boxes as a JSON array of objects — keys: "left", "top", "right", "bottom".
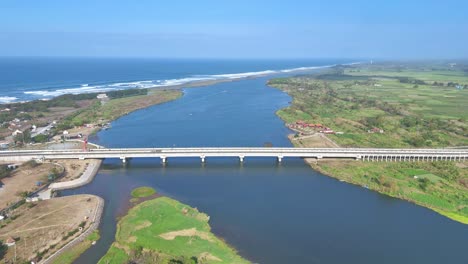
[{"left": 0, "top": 147, "right": 467, "bottom": 163}]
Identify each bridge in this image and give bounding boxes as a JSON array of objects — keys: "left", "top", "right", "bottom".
[{"left": 0, "top": 147, "right": 467, "bottom": 163}]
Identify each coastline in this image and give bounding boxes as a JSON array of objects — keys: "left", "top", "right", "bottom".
[{"left": 0, "top": 63, "right": 345, "bottom": 105}]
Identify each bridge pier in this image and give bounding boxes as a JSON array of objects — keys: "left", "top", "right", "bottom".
[
  {"left": 200, "top": 156, "right": 206, "bottom": 163},
  {"left": 120, "top": 157, "right": 127, "bottom": 163},
  {"left": 161, "top": 156, "right": 167, "bottom": 164},
  {"left": 277, "top": 156, "right": 283, "bottom": 163},
  {"left": 239, "top": 156, "right": 244, "bottom": 163}
]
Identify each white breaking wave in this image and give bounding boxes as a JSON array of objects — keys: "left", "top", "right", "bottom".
[
  {"left": 21, "top": 63, "right": 357, "bottom": 100},
  {"left": 0, "top": 96, "right": 18, "bottom": 103}
]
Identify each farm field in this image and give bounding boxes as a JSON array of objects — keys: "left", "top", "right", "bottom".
[{"left": 269, "top": 62, "right": 468, "bottom": 223}]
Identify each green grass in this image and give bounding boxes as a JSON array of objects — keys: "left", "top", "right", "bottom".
[
  {"left": 270, "top": 64, "right": 468, "bottom": 147},
  {"left": 99, "top": 196, "right": 249, "bottom": 264},
  {"left": 51, "top": 230, "right": 100, "bottom": 264},
  {"left": 131, "top": 186, "right": 156, "bottom": 198}
]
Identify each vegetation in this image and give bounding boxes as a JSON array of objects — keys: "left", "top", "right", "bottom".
[
  {"left": 269, "top": 64, "right": 468, "bottom": 148},
  {"left": 131, "top": 186, "right": 156, "bottom": 198},
  {"left": 269, "top": 62, "right": 468, "bottom": 224},
  {"left": 56, "top": 89, "right": 181, "bottom": 130},
  {"left": 0, "top": 89, "right": 149, "bottom": 124},
  {"left": 0, "top": 165, "right": 12, "bottom": 179},
  {"left": 99, "top": 190, "right": 248, "bottom": 264}
]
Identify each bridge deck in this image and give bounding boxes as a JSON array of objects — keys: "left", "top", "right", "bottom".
[{"left": 1, "top": 147, "right": 467, "bottom": 163}]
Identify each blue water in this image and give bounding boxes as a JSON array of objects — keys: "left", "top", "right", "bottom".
[
  {"left": 59, "top": 72, "right": 467, "bottom": 263},
  {"left": 3, "top": 58, "right": 467, "bottom": 263},
  {"left": 0, "top": 57, "right": 343, "bottom": 103}
]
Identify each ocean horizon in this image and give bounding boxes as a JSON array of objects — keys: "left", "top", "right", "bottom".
[{"left": 0, "top": 57, "right": 356, "bottom": 103}]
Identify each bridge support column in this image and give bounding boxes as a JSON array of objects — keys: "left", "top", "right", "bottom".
[
  {"left": 239, "top": 156, "right": 244, "bottom": 163},
  {"left": 161, "top": 156, "right": 167, "bottom": 164},
  {"left": 277, "top": 156, "right": 283, "bottom": 163},
  {"left": 200, "top": 156, "right": 205, "bottom": 163},
  {"left": 120, "top": 157, "right": 126, "bottom": 163}
]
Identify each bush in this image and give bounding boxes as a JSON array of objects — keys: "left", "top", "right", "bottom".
[
  {"left": 23, "top": 160, "right": 39, "bottom": 168},
  {"left": 32, "top": 134, "right": 48, "bottom": 143},
  {"left": 0, "top": 166, "right": 11, "bottom": 179}
]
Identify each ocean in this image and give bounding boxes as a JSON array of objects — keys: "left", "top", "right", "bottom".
[{"left": 0, "top": 57, "right": 352, "bottom": 103}]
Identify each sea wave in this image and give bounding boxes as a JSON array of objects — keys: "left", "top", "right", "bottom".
[
  {"left": 0, "top": 96, "right": 18, "bottom": 103},
  {"left": 19, "top": 63, "right": 355, "bottom": 100}
]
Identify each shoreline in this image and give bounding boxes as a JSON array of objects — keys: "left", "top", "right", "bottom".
[
  {"left": 268, "top": 72, "right": 468, "bottom": 225},
  {"left": 41, "top": 195, "right": 104, "bottom": 264},
  {"left": 306, "top": 161, "right": 468, "bottom": 224},
  {"left": 0, "top": 63, "right": 347, "bottom": 105},
  {"left": 49, "top": 159, "right": 102, "bottom": 192}
]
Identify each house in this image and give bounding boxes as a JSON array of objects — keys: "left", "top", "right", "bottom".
[
  {"left": 7, "top": 164, "right": 18, "bottom": 170},
  {"left": 97, "top": 93, "right": 108, "bottom": 100},
  {"left": 368, "top": 127, "right": 384, "bottom": 134},
  {"left": 11, "top": 129, "right": 23, "bottom": 137},
  {"left": 321, "top": 128, "right": 335, "bottom": 134},
  {"left": 5, "top": 237, "right": 15, "bottom": 247},
  {"left": 0, "top": 141, "right": 9, "bottom": 149},
  {"left": 97, "top": 93, "right": 110, "bottom": 105}
]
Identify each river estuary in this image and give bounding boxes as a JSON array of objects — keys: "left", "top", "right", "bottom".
[{"left": 63, "top": 76, "right": 468, "bottom": 264}]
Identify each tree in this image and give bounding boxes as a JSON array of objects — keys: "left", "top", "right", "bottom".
[
  {"left": 0, "top": 165, "right": 11, "bottom": 179},
  {"left": 14, "top": 130, "right": 31, "bottom": 145}
]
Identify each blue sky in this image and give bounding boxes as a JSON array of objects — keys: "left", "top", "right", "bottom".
[{"left": 1, "top": 0, "right": 467, "bottom": 59}]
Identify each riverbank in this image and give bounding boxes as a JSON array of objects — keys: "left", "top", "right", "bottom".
[
  {"left": 269, "top": 62, "right": 468, "bottom": 224},
  {"left": 99, "top": 187, "right": 248, "bottom": 264}
]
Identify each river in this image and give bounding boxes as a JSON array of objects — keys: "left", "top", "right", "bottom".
[{"left": 63, "top": 77, "right": 468, "bottom": 264}]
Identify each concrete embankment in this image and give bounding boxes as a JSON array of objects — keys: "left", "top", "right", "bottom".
[{"left": 49, "top": 159, "right": 102, "bottom": 191}]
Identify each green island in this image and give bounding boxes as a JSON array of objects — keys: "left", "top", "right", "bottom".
[
  {"left": 269, "top": 62, "right": 468, "bottom": 224},
  {"left": 131, "top": 186, "right": 157, "bottom": 198},
  {"left": 99, "top": 187, "right": 248, "bottom": 264}
]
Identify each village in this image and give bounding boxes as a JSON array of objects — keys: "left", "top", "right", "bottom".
[
  {"left": 287, "top": 120, "right": 339, "bottom": 135},
  {"left": 0, "top": 94, "right": 111, "bottom": 263},
  {"left": 287, "top": 120, "right": 384, "bottom": 137},
  {"left": 0, "top": 93, "right": 113, "bottom": 151}
]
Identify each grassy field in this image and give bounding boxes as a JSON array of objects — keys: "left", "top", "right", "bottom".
[
  {"left": 270, "top": 64, "right": 467, "bottom": 148},
  {"left": 269, "top": 62, "right": 468, "bottom": 224},
  {"left": 99, "top": 188, "right": 248, "bottom": 264}
]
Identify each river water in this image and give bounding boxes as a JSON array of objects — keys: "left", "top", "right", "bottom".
[{"left": 63, "top": 77, "right": 468, "bottom": 263}]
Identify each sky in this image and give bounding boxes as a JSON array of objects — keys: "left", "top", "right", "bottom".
[{"left": 1, "top": 0, "right": 467, "bottom": 59}]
